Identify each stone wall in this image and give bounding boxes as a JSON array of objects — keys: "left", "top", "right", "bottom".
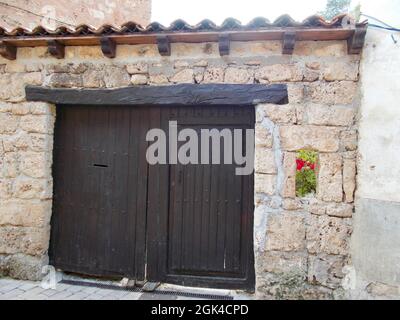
[
  {"left": 0, "top": 40, "right": 360, "bottom": 298},
  {"left": 0, "top": 0, "right": 151, "bottom": 30}
]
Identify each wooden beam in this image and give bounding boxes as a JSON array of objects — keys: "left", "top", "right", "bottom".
[
  {"left": 1, "top": 28, "right": 356, "bottom": 48},
  {"left": 218, "top": 34, "right": 230, "bottom": 56},
  {"left": 47, "top": 40, "right": 65, "bottom": 59},
  {"left": 156, "top": 35, "right": 170, "bottom": 56},
  {"left": 282, "top": 31, "right": 296, "bottom": 54},
  {"left": 100, "top": 37, "right": 116, "bottom": 58},
  {"left": 0, "top": 42, "right": 17, "bottom": 60},
  {"left": 26, "top": 84, "right": 288, "bottom": 106},
  {"left": 348, "top": 26, "right": 367, "bottom": 54}
]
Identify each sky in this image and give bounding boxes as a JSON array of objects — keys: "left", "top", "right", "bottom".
[{"left": 152, "top": 0, "right": 330, "bottom": 25}]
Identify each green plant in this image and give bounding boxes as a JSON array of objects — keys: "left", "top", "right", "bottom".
[{"left": 295, "top": 150, "right": 317, "bottom": 197}]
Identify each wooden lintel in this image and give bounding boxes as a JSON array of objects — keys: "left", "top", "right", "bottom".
[
  {"left": 218, "top": 34, "right": 230, "bottom": 56},
  {"left": 156, "top": 35, "right": 170, "bottom": 56},
  {"left": 282, "top": 31, "right": 296, "bottom": 55},
  {"left": 348, "top": 26, "right": 367, "bottom": 54},
  {"left": 26, "top": 84, "right": 288, "bottom": 106},
  {"left": 47, "top": 40, "right": 65, "bottom": 59},
  {"left": 100, "top": 37, "right": 116, "bottom": 58},
  {"left": 0, "top": 42, "right": 17, "bottom": 60}
]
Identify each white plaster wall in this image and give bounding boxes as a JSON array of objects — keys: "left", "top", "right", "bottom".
[
  {"left": 357, "top": 0, "right": 400, "bottom": 202},
  {"left": 351, "top": 0, "right": 400, "bottom": 294}
]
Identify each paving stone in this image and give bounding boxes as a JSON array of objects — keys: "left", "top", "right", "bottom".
[
  {"left": 119, "top": 292, "right": 142, "bottom": 300},
  {"left": 139, "top": 293, "right": 178, "bottom": 300},
  {"left": 0, "top": 288, "right": 24, "bottom": 299}
]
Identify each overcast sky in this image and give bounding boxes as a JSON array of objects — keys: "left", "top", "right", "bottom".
[{"left": 152, "top": 0, "right": 329, "bottom": 25}]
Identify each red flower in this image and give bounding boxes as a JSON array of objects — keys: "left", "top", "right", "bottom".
[
  {"left": 296, "top": 159, "right": 316, "bottom": 171},
  {"left": 296, "top": 159, "right": 306, "bottom": 171}
]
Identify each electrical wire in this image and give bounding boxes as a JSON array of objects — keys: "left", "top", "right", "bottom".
[
  {"left": 0, "top": 1, "right": 76, "bottom": 28},
  {"left": 368, "top": 24, "right": 400, "bottom": 32},
  {"left": 360, "top": 13, "right": 400, "bottom": 32}
]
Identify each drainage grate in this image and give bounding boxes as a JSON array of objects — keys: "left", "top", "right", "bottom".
[{"left": 60, "top": 279, "right": 233, "bottom": 300}]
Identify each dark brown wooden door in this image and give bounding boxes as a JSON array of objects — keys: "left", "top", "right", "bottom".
[
  {"left": 147, "top": 106, "right": 255, "bottom": 290},
  {"left": 50, "top": 105, "right": 150, "bottom": 279},
  {"left": 50, "top": 104, "right": 254, "bottom": 290}
]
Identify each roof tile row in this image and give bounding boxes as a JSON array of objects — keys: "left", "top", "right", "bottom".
[{"left": 0, "top": 14, "right": 366, "bottom": 38}]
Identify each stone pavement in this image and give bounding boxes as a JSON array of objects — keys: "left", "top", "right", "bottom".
[{"left": 0, "top": 277, "right": 215, "bottom": 300}]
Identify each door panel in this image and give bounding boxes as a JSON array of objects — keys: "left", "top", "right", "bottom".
[
  {"left": 50, "top": 105, "right": 149, "bottom": 279},
  {"left": 150, "top": 105, "right": 255, "bottom": 290},
  {"left": 50, "top": 104, "right": 254, "bottom": 290}
]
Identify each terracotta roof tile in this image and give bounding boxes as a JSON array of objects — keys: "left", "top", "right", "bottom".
[{"left": 0, "top": 14, "right": 366, "bottom": 38}]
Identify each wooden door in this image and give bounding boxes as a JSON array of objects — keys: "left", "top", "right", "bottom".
[
  {"left": 50, "top": 105, "right": 150, "bottom": 280},
  {"left": 147, "top": 106, "right": 255, "bottom": 291},
  {"left": 50, "top": 104, "right": 254, "bottom": 290}
]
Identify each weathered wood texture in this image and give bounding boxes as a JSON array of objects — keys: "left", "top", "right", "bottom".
[
  {"left": 218, "top": 34, "right": 230, "bottom": 56},
  {"left": 47, "top": 40, "right": 65, "bottom": 59},
  {"left": 282, "top": 31, "right": 296, "bottom": 54},
  {"left": 156, "top": 35, "right": 171, "bottom": 56},
  {"left": 0, "top": 42, "right": 16, "bottom": 60},
  {"left": 348, "top": 27, "right": 367, "bottom": 54},
  {"left": 100, "top": 37, "right": 116, "bottom": 58},
  {"left": 51, "top": 104, "right": 255, "bottom": 290},
  {"left": 26, "top": 84, "right": 288, "bottom": 106}
]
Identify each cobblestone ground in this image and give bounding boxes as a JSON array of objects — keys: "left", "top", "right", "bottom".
[{"left": 0, "top": 277, "right": 210, "bottom": 300}]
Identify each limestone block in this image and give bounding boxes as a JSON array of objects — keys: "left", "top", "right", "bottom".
[
  {"left": 259, "top": 104, "right": 297, "bottom": 124},
  {"left": 287, "top": 84, "right": 304, "bottom": 104},
  {"left": 307, "top": 215, "right": 352, "bottom": 255},
  {"left": 149, "top": 74, "right": 169, "bottom": 84},
  {"left": 46, "top": 73, "right": 82, "bottom": 88},
  {"left": 29, "top": 102, "right": 54, "bottom": 115},
  {"left": 14, "top": 178, "right": 52, "bottom": 200},
  {"left": 0, "top": 179, "right": 12, "bottom": 199},
  {"left": 260, "top": 251, "right": 307, "bottom": 274},
  {"left": 19, "top": 152, "right": 51, "bottom": 179},
  {"left": 0, "top": 226, "right": 50, "bottom": 256},
  {"left": 255, "top": 148, "right": 276, "bottom": 174},
  {"left": 322, "top": 62, "right": 359, "bottom": 81},
  {"left": 203, "top": 67, "right": 224, "bottom": 83},
  {"left": 281, "top": 152, "right": 297, "bottom": 198},
  {"left": 0, "top": 253, "right": 47, "bottom": 280},
  {"left": 0, "top": 113, "right": 19, "bottom": 133},
  {"left": 282, "top": 198, "right": 303, "bottom": 211},
  {"left": 255, "top": 64, "right": 303, "bottom": 82},
  {"left": 317, "top": 153, "right": 343, "bottom": 202},
  {"left": 82, "top": 69, "right": 105, "bottom": 87},
  {"left": 343, "top": 158, "right": 356, "bottom": 203},
  {"left": 130, "top": 74, "right": 148, "bottom": 85},
  {"left": 308, "top": 254, "right": 347, "bottom": 289},
  {"left": 340, "top": 130, "right": 357, "bottom": 151},
  {"left": 280, "top": 125, "right": 340, "bottom": 152},
  {"left": 20, "top": 115, "right": 54, "bottom": 134},
  {"left": 265, "top": 212, "right": 306, "bottom": 252},
  {"left": 306, "top": 104, "right": 355, "bottom": 126},
  {"left": 307, "top": 81, "right": 358, "bottom": 105},
  {"left": 103, "top": 66, "right": 131, "bottom": 88},
  {"left": 1, "top": 152, "right": 19, "bottom": 178},
  {"left": 326, "top": 203, "right": 353, "bottom": 218},
  {"left": 173, "top": 61, "right": 190, "bottom": 69},
  {"left": 224, "top": 67, "right": 252, "bottom": 83},
  {"left": 255, "top": 123, "right": 273, "bottom": 148},
  {"left": 294, "top": 41, "right": 347, "bottom": 57},
  {"left": 126, "top": 62, "right": 148, "bottom": 74},
  {"left": 0, "top": 200, "right": 52, "bottom": 227},
  {"left": 255, "top": 174, "right": 276, "bottom": 195},
  {"left": 169, "top": 69, "right": 194, "bottom": 83}
]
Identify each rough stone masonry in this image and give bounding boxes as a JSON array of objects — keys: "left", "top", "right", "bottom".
[{"left": 0, "top": 40, "right": 360, "bottom": 299}]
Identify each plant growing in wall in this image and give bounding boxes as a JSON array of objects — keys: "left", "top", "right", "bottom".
[{"left": 295, "top": 150, "right": 317, "bottom": 197}]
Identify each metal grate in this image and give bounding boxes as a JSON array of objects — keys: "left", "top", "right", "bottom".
[{"left": 60, "top": 279, "right": 233, "bottom": 300}]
